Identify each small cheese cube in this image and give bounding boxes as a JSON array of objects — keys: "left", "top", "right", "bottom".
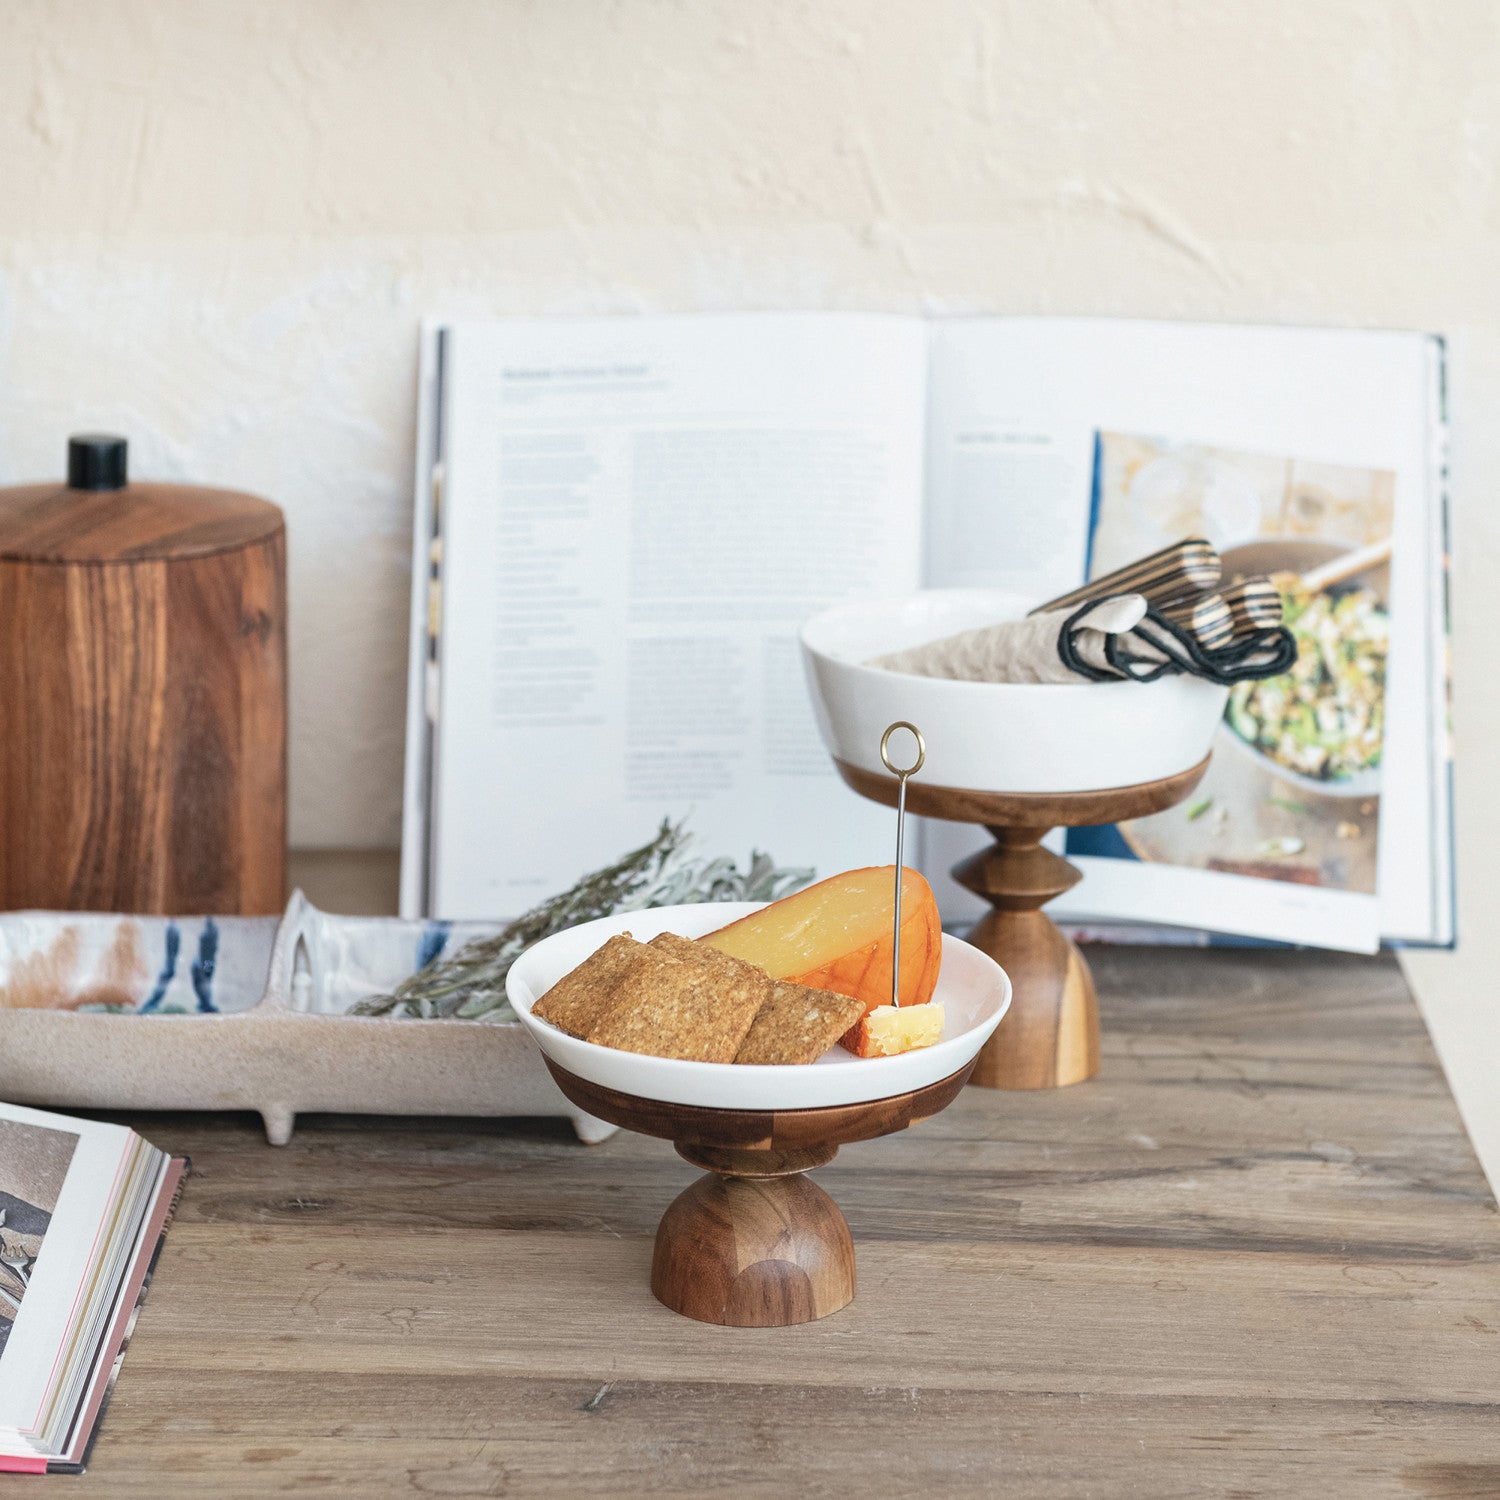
[{"left": 844, "top": 1002, "right": 944, "bottom": 1058}]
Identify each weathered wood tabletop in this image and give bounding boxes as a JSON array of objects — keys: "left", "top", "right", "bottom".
[{"left": 76, "top": 949, "right": 1500, "bottom": 1497}]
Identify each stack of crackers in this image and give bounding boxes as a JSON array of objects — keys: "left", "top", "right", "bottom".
[{"left": 532, "top": 932, "right": 866, "bottom": 1065}]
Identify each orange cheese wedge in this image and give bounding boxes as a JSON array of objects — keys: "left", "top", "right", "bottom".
[{"left": 702, "top": 867, "right": 942, "bottom": 1055}]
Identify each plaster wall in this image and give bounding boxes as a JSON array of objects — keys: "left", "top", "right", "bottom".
[{"left": 1, "top": 0, "right": 1496, "bottom": 1179}]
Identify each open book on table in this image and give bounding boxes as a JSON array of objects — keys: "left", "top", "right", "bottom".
[
  {"left": 0, "top": 1104, "right": 182, "bottom": 1473},
  {"left": 401, "top": 314, "right": 1451, "bottom": 954}
]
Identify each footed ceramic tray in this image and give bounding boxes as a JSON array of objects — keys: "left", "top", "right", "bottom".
[{"left": 0, "top": 892, "right": 612, "bottom": 1146}]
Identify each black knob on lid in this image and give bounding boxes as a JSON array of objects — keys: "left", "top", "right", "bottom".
[{"left": 67, "top": 433, "right": 128, "bottom": 491}]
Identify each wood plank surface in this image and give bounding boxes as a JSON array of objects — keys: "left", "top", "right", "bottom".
[{"left": 70, "top": 948, "right": 1500, "bottom": 1497}]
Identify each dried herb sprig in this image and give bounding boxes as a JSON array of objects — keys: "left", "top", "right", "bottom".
[{"left": 351, "top": 820, "right": 813, "bottom": 1023}]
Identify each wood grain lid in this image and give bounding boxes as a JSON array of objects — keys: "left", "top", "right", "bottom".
[
  {"left": 0, "top": 434, "right": 283, "bottom": 563},
  {"left": 0, "top": 480, "right": 284, "bottom": 563}
]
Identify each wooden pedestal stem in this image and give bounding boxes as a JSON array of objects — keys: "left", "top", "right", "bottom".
[
  {"left": 543, "top": 1060, "right": 974, "bottom": 1327},
  {"left": 833, "top": 756, "right": 1210, "bottom": 1093},
  {"left": 953, "top": 826, "right": 1098, "bottom": 1089}
]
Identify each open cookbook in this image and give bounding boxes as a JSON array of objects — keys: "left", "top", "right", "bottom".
[
  {"left": 401, "top": 314, "right": 1451, "bottom": 954},
  {"left": 0, "top": 1104, "right": 183, "bottom": 1474}
]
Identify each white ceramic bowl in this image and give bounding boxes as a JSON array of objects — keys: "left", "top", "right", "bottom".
[
  {"left": 506, "top": 902, "right": 1011, "bottom": 1110},
  {"left": 801, "top": 589, "right": 1229, "bottom": 794}
]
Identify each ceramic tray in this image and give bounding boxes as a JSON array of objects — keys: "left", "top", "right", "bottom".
[{"left": 0, "top": 892, "right": 613, "bottom": 1146}]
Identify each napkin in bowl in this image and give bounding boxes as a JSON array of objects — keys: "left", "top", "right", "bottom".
[{"left": 868, "top": 593, "right": 1295, "bottom": 687}]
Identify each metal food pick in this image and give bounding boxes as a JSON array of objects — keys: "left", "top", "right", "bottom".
[{"left": 879, "top": 721, "right": 926, "bottom": 1008}]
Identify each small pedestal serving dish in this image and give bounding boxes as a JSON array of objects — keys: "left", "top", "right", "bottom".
[
  {"left": 802, "top": 589, "right": 1228, "bottom": 1090},
  {"left": 507, "top": 902, "right": 1011, "bottom": 1327}
]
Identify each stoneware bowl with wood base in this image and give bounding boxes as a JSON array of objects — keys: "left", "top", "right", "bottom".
[
  {"left": 801, "top": 589, "right": 1228, "bottom": 1092},
  {"left": 507, "top": 902, "right": 1011, "bottom": 1327}
]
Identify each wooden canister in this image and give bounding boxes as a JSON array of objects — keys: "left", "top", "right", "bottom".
[{"left": 0, "top": 435, "right": 287, "bottom": 914}]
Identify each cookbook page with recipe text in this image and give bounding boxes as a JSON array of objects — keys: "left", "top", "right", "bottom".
[{"left": 428, "top": 313, "right": 929, "bottom": 918}]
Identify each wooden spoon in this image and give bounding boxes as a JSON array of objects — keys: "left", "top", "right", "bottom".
[{"left": 1299, "top": 537, "right": 1393, "bottom": 594}]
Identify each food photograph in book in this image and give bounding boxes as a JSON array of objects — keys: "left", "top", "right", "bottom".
[
  {"left": 0, "top": 1118, "right": 78, "bottom": 1356},
  {"left": 1070, "top": 432, "right": 1394, "bottom": 896}
]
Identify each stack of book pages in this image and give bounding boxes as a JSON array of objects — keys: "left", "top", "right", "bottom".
[{"left": 0, "top": 1104, "right": 182, "bottom": 1474}]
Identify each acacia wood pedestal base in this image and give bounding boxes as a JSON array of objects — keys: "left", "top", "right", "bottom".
[
  {"left": 543, "top": 1060, "right": 975, "bottom": 1327},
  {"left": 833, "top": 756, "right": 1210, "bottom": 1092},
  {"left": 653, "top": 1143, "right": 855, "bottom": 1324}
]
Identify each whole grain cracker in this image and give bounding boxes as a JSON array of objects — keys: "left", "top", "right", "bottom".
[
  {"left": 734, "top": 980, "right": 867, "bottom": 1065},
  {"left": 531, "top": 932, "right": 648, "bottom": 1037},
  {"left": 586, "top": 943, "right": 769, "bottom": 1062}
]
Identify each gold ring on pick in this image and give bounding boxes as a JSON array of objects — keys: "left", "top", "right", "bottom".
[{"left": 880, "top": 721, "right": 926, "bottom": 779}]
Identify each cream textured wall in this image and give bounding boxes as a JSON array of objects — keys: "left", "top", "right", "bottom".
[{"left": 2, "top": 0, "right": 1497, "bottom": 1179}]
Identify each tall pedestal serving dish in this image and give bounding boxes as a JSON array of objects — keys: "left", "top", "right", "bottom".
[{"left": 802, "top": 590, "right": 1226, "bottom": 1089}]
